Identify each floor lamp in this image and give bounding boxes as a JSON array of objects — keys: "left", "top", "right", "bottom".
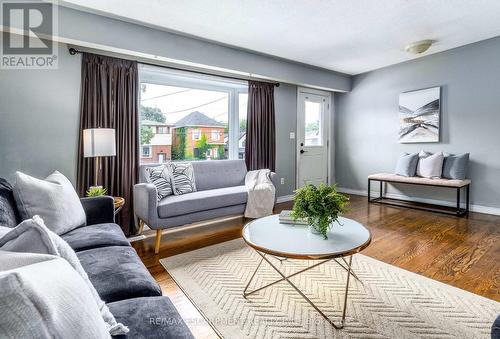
[{"left": 83, "top": 128, "right": 116, "bottom": 187}]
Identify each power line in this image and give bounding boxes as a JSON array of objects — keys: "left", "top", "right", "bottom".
[
  {"left": 164, "top": 97, "right": 227, "bottom": 114},
  {"left": 141, "top": 89, "right": 191, "bottom": 101}
]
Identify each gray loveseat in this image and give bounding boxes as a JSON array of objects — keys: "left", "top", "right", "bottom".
[{"left": 134, "top": 160, "right": 277, "bottom": 253}]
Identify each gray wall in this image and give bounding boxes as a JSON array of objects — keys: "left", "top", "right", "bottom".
[
  {"left": 275, "top": 84, "right": 298, "bottom": 197},
  {"left": 0, "top": 43, "right": 82, "bottom": 184},
  {"left": 57, "top": 6, "right": 351, "bottom": 92},
  {"left": 335, "top": 37, "right": 500, "bottom": 209}
]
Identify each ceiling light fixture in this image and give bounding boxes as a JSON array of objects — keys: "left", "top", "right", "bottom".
[{"left": 404, "top": 40, "right": 434, "bottom": 54}]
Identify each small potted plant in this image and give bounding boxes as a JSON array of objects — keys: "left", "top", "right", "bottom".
[
  {"left": 291, "top": 184, "right": 349, "bottom": 239},
  {"left": 86, "top": 186, "right": 107, "bottom": 197}
]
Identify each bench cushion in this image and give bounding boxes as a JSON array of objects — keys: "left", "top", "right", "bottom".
[
  {"left": 77, "top": 246, "right": 161, "bottom": 303},
  {"left": 158, "top": 185, "right": 247, "bottom": 218},
  {"left": 368, "top": 173, "right": 471, "bottom": 188},
  {"left": 61, "top": 223, "right": 130, "bottom": 252},
  {"left": 108, "top": 297, "right": 194, "bottom": 339}
]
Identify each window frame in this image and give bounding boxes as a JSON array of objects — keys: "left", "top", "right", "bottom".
[
  {"left": 139, "top": 65, "right": 248, "bottom": 161},
  {"left": 157, "top": 126, "right": 169, "bottom": 134},
  {"left": 141, "top": 145, "right": 152, "bottom": 158},
  {"left": 192, "top": 129, "right": 201, "bottom": 141}
]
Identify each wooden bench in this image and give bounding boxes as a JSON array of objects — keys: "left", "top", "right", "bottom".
[{"left": 368, "top": 173, "right": 471, "bottom": 216}]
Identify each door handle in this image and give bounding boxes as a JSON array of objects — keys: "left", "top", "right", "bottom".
[{"left": 300, "top": 149, "right": 307, "bottom": 154}]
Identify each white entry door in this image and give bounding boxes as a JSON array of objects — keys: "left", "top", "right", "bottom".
[{"left": 297, "top": 89, "right": 330, "bottom": 188}]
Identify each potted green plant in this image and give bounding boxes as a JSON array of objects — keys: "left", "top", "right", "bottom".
[
  {"left": 86, "top": 186, "right": 107, "bottom": 197},
  {"left": 291, "top": 184, "right": 349, "bottom": 239}
]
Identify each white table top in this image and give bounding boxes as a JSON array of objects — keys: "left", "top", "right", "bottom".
[{"left": 242, "top": 215, "right": 371, "bottom": 259}]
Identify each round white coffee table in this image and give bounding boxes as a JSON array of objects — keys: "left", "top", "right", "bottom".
[{"left": 242, "top": 214, "right": 371, "bottom": 329}]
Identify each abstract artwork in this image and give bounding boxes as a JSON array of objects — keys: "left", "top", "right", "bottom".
[{"left": 398, "top": 87, "right": 440, "bottom": 143}]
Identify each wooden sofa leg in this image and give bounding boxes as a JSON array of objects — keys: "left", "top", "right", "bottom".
[
  {"left": 154, "top": 230, "right": 162, "bottom": 254},
  {"left": 138, "top": 220, "right": 145, "bottom": 234}
]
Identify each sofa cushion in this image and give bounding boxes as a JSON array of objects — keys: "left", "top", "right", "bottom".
[
  {"left": 13, "top": 171, "right": 86, "bottom": 234},
  {"left": 61, "top": 223, "right": 130, "bottom": 252},
  {"left": 144, "top": 165, "right": 174, "bottom": 200},
  {"left": 191, "top": 159, "right": 247, "bottom": 190},
  {"left": 108, "top": 296, "right": 194, "bottom": 339},
  {"left": 169, "top": 162, "right": 197, "bottom": 195},
  {"left": 0, "top": 178, "right": 20, "bottom": 227},
  {"left": 77, "top": 246, "right": 162, "bottom": 303},
  {"left": 0, "top": 216, "right": 129, "bottom": 335},
  {"left": 158, "top": 185, "right": 247, "bottom": 218},
  {"left": 0, "top": 251, "right": 110, "bottom": 339}
]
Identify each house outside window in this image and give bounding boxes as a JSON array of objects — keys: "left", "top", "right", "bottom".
[
  {"left": 139, "top": 65, "right": 248, "bottom": 162},
  {"left": 192, "top": 129, "right": 201, "bottom": 141},
  {"left": 141, "top": 145, "right": 152, "bottom": 158}
]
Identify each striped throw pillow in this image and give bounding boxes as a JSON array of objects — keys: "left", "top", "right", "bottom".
[
  {"left": 144, "top": 165, "right": 173, "bottom": 200},
  {"left": 168, "top": 162, "right": 197, "bottom": 195}
]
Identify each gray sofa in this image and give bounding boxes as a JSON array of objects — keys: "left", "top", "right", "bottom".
[
  {"left": 0, "top": 178, "right": 194, "bottom": 338},
  {"left": 134, "top": 160, "right": 277, "bottom": 253}
]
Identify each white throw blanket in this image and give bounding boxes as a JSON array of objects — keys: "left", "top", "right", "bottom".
[{"left": 244, "top": 169, "right": 276, "bottom": 218}]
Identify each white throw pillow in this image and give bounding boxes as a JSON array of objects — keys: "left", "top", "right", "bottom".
[
  {"left": 416, "top": 151, "right": 444, "bottom": 178},
  {"left": 0, "top": 251, "right": 110, "bottom": 339},
  {"left": 0, "top": 216, "right": 128, "bottom": 336},
  {"left": 13, "top": 171, "right": 86, "bottom": 235}
]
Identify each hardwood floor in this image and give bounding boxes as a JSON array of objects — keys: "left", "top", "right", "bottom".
[{"left": 132, "top": 194, "right": 500, "bottom": 338}]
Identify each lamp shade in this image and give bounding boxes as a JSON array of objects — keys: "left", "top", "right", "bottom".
[{"left": 83, "top": 128, "right": 116, "bottom": 158}]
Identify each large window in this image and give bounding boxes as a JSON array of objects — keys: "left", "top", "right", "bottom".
[{"left": 139, "top": 65, "right": 247, "bottom": 164}]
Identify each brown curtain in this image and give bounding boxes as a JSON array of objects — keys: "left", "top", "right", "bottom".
[
  {"left": 76, "top": 53, "right": 139, "bottom": 236},
  {"left": 245, "top": 81, "right": 276, "bottom": 171}
]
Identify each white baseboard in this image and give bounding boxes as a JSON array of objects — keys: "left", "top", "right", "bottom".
[
  {"left": 276, "top": 194, "right": 294, "bottom": 203},
  {"left": 337, "top": 187, "right": 500, "bottom": 216}
]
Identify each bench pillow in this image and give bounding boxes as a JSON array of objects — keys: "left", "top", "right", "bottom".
[
  {"left": 395, "top": 153, "right": 419, "bottom": 177},
  {"left": 417, "top": 151, "right": 444, "bottom": 178},
  {"left": 145, "top": 165, "right": 173, "bottom": 200},
  {"left": 442, "top": 153, "right": 469, "bottom": 180}
]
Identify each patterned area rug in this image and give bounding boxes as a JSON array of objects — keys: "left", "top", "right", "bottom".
[{"left": 160, "top": 239, "right": 499, "bottom": 339}]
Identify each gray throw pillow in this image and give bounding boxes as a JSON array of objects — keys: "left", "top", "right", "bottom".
[
  {"left": 416, "top": 152, "right": 444, "bottom": 178},
  {"left": 0, "top": 216, "right": 128, "bottom": 336},
  {"left": 0, "top": 251, "right": 110, "bottom": 339},
  {"left": 13, "top": 171, "right": 86, "bottom": 235},
  {"left": 442, "top": 153, "right": 469, "bottom": 180},
  {"left": 169, "top": 162, "right": 197, "bottom": 195},
  {"left": 395, "top": 153, "right": 419, "bottom": 177},
  {"left": 145, "top": 165, "right": 173, "bottom": 200}
]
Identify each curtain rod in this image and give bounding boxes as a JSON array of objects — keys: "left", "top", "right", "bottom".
[{"left": 68, "top": 47, "right": 280, "bottom": 87}]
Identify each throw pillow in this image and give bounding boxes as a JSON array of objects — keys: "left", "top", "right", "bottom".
[
  {"left": 442, "top": 153, "right": 470, "bottom": 180},
  {"left": 416, "top": 152, "right": 444, "bottom": 178},
  {"left": 0, "top": 251, "right": 110, "bottom": 339},
  {"left": 145, "top": 165, "right": 173, "bottom": 200},
  {"left": 13, "top": 171, "right": 86, "bottom": 235},
  {"left": 169, "top": 162, "right": 197, "bottom": 195},
  {"left": 395, "top": 153, "right": 419, "bottom": 177},
  {"left": 0, "top": 216, "right": 128, "bottom": 336}
]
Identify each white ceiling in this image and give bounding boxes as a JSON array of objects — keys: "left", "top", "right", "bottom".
[{"left": 60, "top": 0, "right": 500, "bottom": 75}]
